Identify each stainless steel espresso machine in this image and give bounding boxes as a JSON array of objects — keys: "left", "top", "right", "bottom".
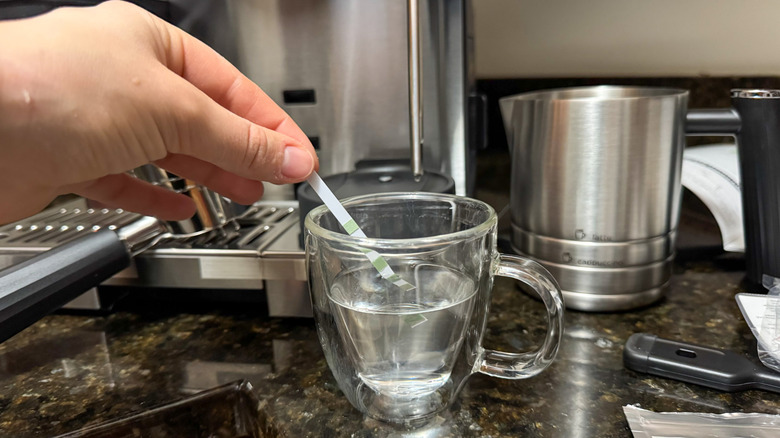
[
  {"left": 227, "top": 0, "right": 478, "bottom": 198},
  {"left": 0, "top": 0, "right": 481, "bottom": 320}
]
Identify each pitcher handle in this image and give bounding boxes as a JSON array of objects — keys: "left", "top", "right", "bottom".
[{"left": 477, "top": 254, "right": 565, "bottom": 379}]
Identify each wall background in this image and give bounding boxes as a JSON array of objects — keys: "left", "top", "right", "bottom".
[{"left": 473, "top": 0, "right": 780, "bottom": 78}]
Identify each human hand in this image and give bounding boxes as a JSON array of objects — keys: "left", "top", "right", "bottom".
[{"left": 0, "top": 1, "right": 318, "bottom": 224}]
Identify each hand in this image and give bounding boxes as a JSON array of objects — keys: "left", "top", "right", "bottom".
[{"left": 0, "top": 1, "right": 318, "bottom": 224}]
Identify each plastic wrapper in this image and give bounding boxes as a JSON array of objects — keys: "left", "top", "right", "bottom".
[
  {"left": 758, "top": 281, "right": 780, "bottom": 371},
  {"left": 624, "top": 405, "right": 780, "bottom": 437},
  {"left": 736, "top": 279, "right": 780, "bottom": 373}
]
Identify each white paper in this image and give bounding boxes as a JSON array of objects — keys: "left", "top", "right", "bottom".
[
  {"left": 681, "top": 144, "right": 744, "bottom": 252},
  {"left": 737, "top": 293, "right": 776, "bottom": 338},
  {"left": 736, "top": 293, "right": 780, "bottom": 359}
]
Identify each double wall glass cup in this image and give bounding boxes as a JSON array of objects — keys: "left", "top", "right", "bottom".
[{"left": 304, "top": 193, "right": 564, "bottom": 423}]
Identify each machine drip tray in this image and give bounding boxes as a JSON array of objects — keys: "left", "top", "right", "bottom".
[{"left": 0, "top": 199, "right": 310, "bottom": 317}]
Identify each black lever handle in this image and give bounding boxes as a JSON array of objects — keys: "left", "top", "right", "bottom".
[
  {"left": 685, "top": 108, "right": 741, "bottom": 136},
  {"left": 0, "top": 231, "right": 130, "bottom": 343}
]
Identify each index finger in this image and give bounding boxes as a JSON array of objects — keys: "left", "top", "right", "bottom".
[{"left": 156, "top": 20, "right": 312, "bottom": 149}]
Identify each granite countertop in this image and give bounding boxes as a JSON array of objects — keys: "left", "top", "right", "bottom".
[
  {"left": 0, "top": 248, "right": 775, "bottom": 437},
  {"left": 0, "top": 160, "right": 776, "bottom": 437}
]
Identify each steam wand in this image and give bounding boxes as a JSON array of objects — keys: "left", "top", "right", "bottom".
[{"left": 408, "top": 0, "right": 423, "bottom": 181}]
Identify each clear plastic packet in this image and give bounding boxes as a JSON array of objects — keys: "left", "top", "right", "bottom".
[
  {"left": 624, "top": 405, "right": 780, "bottom": 437},
  {"left": 735, "top": 278, "right": 780, "bottom": 373},
  {"left": 759, "top": 281, "right": 780, "bottom": 371}
]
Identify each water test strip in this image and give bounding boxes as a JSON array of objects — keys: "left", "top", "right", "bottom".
[{"left": 305, "top": 172, "right": 417, "bottom": 293}]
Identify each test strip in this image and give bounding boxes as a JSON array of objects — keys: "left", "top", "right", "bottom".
[{"left": 306, "top": 172, "right": 416, "bottom": 292}]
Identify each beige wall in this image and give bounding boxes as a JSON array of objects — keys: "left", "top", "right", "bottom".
[{"left": 474, "top": 0, "right": 780, "bottom": 78}]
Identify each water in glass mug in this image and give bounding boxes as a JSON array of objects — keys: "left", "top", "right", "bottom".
[{"left": 328, "top": 264, "right": 477, "bottom": 399}]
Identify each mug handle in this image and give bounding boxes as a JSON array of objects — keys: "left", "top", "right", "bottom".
[{"left": 477, "top": 254, "right": 565, "bottom": 379}]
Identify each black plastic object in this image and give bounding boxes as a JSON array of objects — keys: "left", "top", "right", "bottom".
[
  {"left": 730, "top": 91, "right": 780, "bottom": 285},
  {"left": 685, "top": 108, "right": 741, "bottom": 135},
  {"left": 623, "top": 333, "right": 780, "bottom": 393},
  {"left": 686, "top": 92, "right": 780, "bottom": 287},
  {"left": 296, "top": 160, "right": 455, "bottom": 244},
  {"left": 283, "top": 89, "right": 317, "bottom": 104},
  {"left": 0, "top": 231, "right": 130, "bottom": 343},
  {"left": 0, "top": 1, "right": 171, "bottom": 21}
]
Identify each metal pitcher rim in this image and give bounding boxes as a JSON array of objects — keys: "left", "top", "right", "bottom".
[{"left": 499, "top": 85, "right": 689, "bottom": 102}]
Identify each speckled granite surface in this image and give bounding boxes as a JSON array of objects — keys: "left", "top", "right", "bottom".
[{"left": 0, "top": 253, "right": 775, "bottom": 437}]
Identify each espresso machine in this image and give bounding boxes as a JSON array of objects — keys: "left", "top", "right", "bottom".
[
  {"left": 225, "top": 0, "right": 478, "bottom": 198},
  {"left": 0, "top": 0, "right": 481, "bottom": 320}
]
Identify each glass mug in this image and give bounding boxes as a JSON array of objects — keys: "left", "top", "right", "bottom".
[{"left": 305, "top": 193, "right": 565, "bottom": 423}]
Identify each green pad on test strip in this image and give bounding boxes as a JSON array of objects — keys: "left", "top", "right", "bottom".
[
  {"left": 343, "top": 219, "right": 360, "bottom": 236},
  {"left": 404, "top": 314, "right": 428, "bottom": 328},
  {"left": 371, "top": 256, "right": 389, "bottom": 273}
]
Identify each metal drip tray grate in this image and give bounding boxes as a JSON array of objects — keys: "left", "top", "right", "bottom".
[
  {"left": 0, "top": 206, "right": 142, "bottom": 251},
  {"left": 0, "top": 199, "right": 306, "bottom": 292}
]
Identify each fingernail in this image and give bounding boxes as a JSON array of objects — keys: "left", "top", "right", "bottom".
[{"left": 281, "top": 146, "right": 314, "bottom": 179}]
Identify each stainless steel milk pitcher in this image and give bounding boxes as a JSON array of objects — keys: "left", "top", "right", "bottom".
[
  {"left": 500, "top": 85, "right": 780, "bottom": 311},
  {"left": 500, "top": 86, "right": 688, "bottom": 311}
]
